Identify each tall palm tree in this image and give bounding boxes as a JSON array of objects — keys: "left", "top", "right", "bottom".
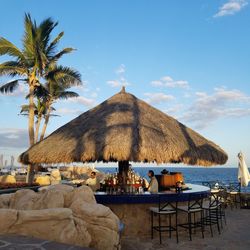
[{"left": 0, "top": 13, "right": 81, "bottom": 183}]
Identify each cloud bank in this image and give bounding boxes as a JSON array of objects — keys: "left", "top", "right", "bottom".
[{"left": 214, "top": 0, "right": 248, "bottom": 17}]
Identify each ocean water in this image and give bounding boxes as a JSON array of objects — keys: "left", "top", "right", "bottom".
[{"left": 96, "top": 167, "right": 250, "bottom": 192}]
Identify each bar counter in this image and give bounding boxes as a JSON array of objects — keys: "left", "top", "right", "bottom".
[
  {"left": 95, "top": 184, "right": 209, "bottom": 204},
  {"left": 95, "top": 184, "right": 210, "bottom": 236}
]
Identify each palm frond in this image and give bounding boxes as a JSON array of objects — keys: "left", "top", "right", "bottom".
[
  {"left": 0, "top": 37, "right": 25, "bottom": 61},
  {"left": 46, "top": 32, "right": 64, "bottom": 56},
  {"left": 46, "top": 65, "right": 81, "bottom": 86},
  {"left": 49, "top": 47, "right": 75, "bottom": 63},
  {"left": 0, "top": 62, "right": 27, "bottom": 77},
  {"left": 22, "top": 13, "right": 36, "bottom": 57},
  {"left": 38, "top": 17, "right": 58, "bottom": 50},
  {"left": 0, "top": 80, "right": 19, "bottom": 93},
  {"left": 57, "top": 91, "right": 79, "bottom": 99}
]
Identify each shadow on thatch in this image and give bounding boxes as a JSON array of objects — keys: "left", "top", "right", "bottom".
[{"left": 179, "top": 123, "right": 228, "bottom": 165}]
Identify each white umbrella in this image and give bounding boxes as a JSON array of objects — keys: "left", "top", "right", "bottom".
[{"left": 238, "top": 151, "right": 250, "bottom": 187}]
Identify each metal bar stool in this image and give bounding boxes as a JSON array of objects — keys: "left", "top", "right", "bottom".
[
  {"left": 203, "top": 192, "right": 221, "bottom": 237},
  {"left": 227, "top": 182, "right": 241, "bottom": 209},
  {"left": 178, "top": 193, "right": 204, "bottom": 241},
  {"left": 149, "top": 195, "right": 178, "bottom": 244}
]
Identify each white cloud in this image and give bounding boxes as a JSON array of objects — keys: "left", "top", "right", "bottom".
[
  {"left": 107, "top": 64, "right": 132, "bottom": 88},
  {"left": 115, "top": 64, "right": 126, "bottom": 74},
  {"left": 0, "top": 128, "right": 28, "bottom": 149},
  {"left": 144, "top": 92, "right": 175, "bottom": 105},
  {"left": 181, "top": 87, "right": 250, "bottom": 129},
  {"left": 214, "top": 0, "right": 248, "bottom": 17},
  {"left": 65, "top": 96, "right": 96, "bottom": 107},
  {"left": 151, "top": 75, "right": 189, "bottom": 89},
  {"left": 56, "top": 108, "right": 82, "bottom": 116}
]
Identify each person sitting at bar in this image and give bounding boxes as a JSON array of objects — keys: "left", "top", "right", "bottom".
[
  {"left": 148, "top": 170, "right": 159, "bottom": 193},
  {"left": 85, "top": 171, "right": 100, "bottom": 192}
]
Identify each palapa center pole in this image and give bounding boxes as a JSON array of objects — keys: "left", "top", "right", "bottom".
[{"left": 118, "top": 161, "right": 130, "bottom": 185}]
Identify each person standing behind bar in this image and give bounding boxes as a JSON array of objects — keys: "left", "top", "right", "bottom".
[
  {"left": 85, "top": 171, "right": 100, "bottom": 192},
  {"left": 148, "top": 170, "right": 158, "bottom": 193}
]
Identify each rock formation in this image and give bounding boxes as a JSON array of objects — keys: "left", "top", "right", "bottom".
[{"left": 0, "top": 184, "right": 120, "bottom": 250}]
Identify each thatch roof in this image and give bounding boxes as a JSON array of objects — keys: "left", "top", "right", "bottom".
[{"left": 19, "top": 87, "right": 228, "bottom": 166}]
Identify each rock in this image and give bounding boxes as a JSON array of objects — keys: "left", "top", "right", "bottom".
[
  {"left": 9, "top": 189, "right": 38, "bottom": 210},
  {"left": 9, "top": 208, "right": 91, "bottom": 247},
  {"left": 70, "top": 195, "right": 120, "bottom": 250},
  {"left": 88, "top": 224, "right": 120, "bottom": 250},
  {"left": 0, "top": 209, "right": 18, "bottom": 233},
  {"left": 32, "top": 189, "right": 64, "bottom": 209},
  {"left": 65, "top": 185, "right": 96, "bottom": 207},
  {"left": 0, "top": 175, "right": 16, "bottom": 183},
  {"left": 50, "top": 169, "right": 61, "bottom": 185},
  {"left": 0, "top": 193, "right": 12, "bottom": 208},
  {"left": 35, "top": 175, "right": 51, "bottom": 186},
  {"left": 38, "top": 183, "right": 74, "bottom": 194},
  {"left": 0, "top": 185, "right": 120, "bottom": 250}
]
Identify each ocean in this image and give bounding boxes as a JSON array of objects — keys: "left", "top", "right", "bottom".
[{"left": 96, "top": 167, "right": 250, "bottom": 192}]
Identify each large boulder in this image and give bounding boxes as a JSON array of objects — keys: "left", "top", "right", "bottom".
[
  {"left": 0, "top": 175, "right": 16, "bottom": 183},
  {"left": 65, "top": 185, "right": 96, "bottom": 207},
  {"left": 0, "top": 184, "right": 120, "bottom": 250},
  {"left": 0, "top": 193, "right": 12, "bottom": 208},
  {"left": 0, "top": 209, "right": 18, "bottom": 233},
  {"left": 70, "top": 190, "right": 120, "bottom": 250},
  {"left": 9, "top": 208, "right": 91, "bottom": 247},
  {"left": 9, "top": 189, "right": 38, "bottom": 210}
]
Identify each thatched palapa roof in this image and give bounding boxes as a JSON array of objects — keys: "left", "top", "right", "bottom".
[{"left": 19, "top": 87, "right": 228, "bottom": 166}]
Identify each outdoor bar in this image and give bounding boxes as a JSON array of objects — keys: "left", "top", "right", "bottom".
[{"left": 18, "top": 87, "right": 228, "bottom": 238}]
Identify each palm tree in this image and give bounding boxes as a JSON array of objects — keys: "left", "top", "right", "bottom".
[
  {"left": 20, "top": 99, "right": 57, "bottom": 143},
  {"left": 0, "top": 13, "right": 81, "bottom": 183}
]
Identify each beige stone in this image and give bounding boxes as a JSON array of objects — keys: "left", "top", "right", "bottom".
[
  {"left": 65, "top": 185, "right": 96, "bottom": 207},
  {"left": 0, "top": 175, "right": 16, "bottom": 183},
  {"left": 32, "top": 189, "right": 64, "bottom": 209},
  {"left": 9, "top": 208, "right": 91, "bottom": 247},
  {"left": 0, "top": 209, "right": 18, "bottom": 233},
  {"left": 88, "top": 224, "right": 120, "bottom": 250},
  {"left": 35, "top": 175, "right": 51, "bottom": 186},
  {"left": 0, "top": 193, "right": 12, "bottom": 208},
  {"left": 9, "top": 189, "right": 38, "bottom": 210},
  {"left": 50, "top": 169, "right": 61, "bottom": 185},
  {"left": 0, "top": 185, "right": 120, "bottom": 250},
  {"left": 38, "top": 183, "right": 74, "bottom": 194}
]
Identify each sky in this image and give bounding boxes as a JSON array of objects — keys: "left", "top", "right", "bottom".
[{"left": 0, "top": 0, "right": 250, "bottom": 167}]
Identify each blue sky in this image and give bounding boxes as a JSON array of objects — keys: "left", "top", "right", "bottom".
[{"left": 0, "top": 0, "right": 250, "bottom": 167}]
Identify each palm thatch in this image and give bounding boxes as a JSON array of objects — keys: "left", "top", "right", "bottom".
[{"left": 19, "top": 87, "right": 228, "bottom": 166}]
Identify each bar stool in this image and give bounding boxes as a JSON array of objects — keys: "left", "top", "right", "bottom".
[
  {"left": 149, "top": 195, "right": 178, "bottom": 244},
  {"left": 203, "top": 192, "right": 221, "bottom": 237},
  {"left": 227, "top": 182, "right": 241, "bottom": 209},
  {"left": 178, "top": 193, "right": 204, "bottom": 241}
]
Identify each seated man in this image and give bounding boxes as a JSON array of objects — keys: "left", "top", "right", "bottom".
[
  {"left": 85, "top": 171, "right": 100, "bottom": 192},
  {"left": 148, "top": 170, "right": 159, "bottom": 193}
]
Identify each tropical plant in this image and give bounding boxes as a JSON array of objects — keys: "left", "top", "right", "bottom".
[{"left": 0, "top": 13, "right": 81, "bottom": 183}]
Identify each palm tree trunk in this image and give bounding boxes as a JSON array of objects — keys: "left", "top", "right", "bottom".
[
  {"left": 40, "top": 106, "right": 51, "bottom": 141},
  {"left": 26, "top": 83, "right": 35, "bottom": 184},
  {"left": 34, "top": 115, "right": 42, "bottom": 144}
]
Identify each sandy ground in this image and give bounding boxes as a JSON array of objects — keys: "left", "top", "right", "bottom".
[{"left": 121, "top": 208, "right": 250, "bottom": 250}]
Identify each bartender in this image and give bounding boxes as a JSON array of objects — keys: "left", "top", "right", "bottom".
[
  {"left": 148, "top": 170, "right": 158, "bottom": 193},
  {"left": 85, "top": 171, "right": 100, "bottom": 192}
]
